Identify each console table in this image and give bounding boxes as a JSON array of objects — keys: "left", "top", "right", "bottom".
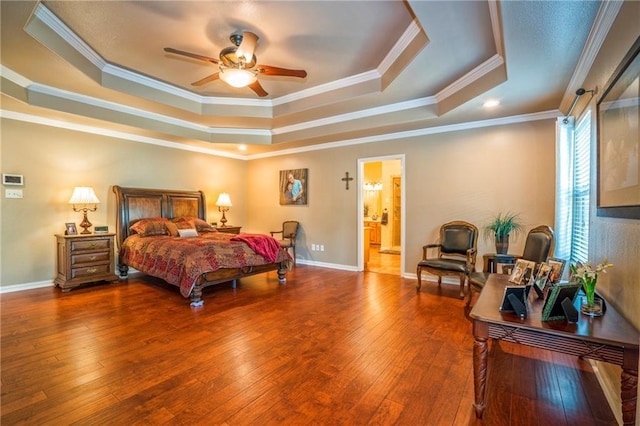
[{"left": 470, "top": 274, "right": 639, "bottom": 425}]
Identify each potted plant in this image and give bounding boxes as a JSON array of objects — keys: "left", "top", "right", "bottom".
[{"left": 484, "top": 212, "right": 524, "bottom": 254}]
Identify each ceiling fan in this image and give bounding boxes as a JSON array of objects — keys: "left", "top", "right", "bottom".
[{"left": 164, "top": 31, "right": 307, "bottom": 97}]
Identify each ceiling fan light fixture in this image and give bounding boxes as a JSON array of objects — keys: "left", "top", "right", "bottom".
[
  {"left": 236, "top": 31, "right": 259, "bottom": 63},
  {"left": 219, "top": 67, "right": 257, "bottom": 88}
]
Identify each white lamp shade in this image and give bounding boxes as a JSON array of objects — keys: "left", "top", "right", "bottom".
[
  {"left": 69, "top": 187, "right": 100, "bottom": 204},
  {"left": 236, "top": 31, "right": 259, "bottom": 63},
  {"left": 216, "top": 192, "right": 232, "bottom": 207},
  {"left": 219, "top": 68, "right": 257, "bottom": 88}
]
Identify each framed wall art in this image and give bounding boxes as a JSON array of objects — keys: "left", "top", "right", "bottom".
[
  {"left": 279, "top": 169, "right": 308, "bottom": 205},
  {"left": 596, "top": 36, "right": 640, "bottom": 219}
]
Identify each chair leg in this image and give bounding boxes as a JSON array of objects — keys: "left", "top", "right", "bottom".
[
  {"left": 459, "top": 276, "right": 465, "bottom": 298},
  {"left": 416, "top": 267, "right": 422, "bottom": 290},
  {"left": 291, "top": 246, "right": 296, "bottom": 265}
]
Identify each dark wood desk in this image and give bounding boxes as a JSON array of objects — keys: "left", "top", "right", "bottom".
[{"left": 470, "top": 274, "right": 639, "bottom": 425}]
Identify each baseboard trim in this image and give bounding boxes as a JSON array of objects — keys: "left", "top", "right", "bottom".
[
  {"left": 588, "top": 359, "right": 622, "bottom": 425},
  {"left": 0, "top": 280, "right": 53, "bottom": 293}
]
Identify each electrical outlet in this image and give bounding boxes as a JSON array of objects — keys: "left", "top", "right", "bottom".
[
  {"left": 320, "top": 245, "right": 324, "bottom": 252},
  {"left": 5, "top": 189, "right": 23, "bottom": 199},
  {"left": 311, "top": 244, "right": 317, "bottom": 251}
]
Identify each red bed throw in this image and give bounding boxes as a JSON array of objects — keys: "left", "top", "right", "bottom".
[{"left": 231, "top": 233, "right": 282, "bottom": 263}]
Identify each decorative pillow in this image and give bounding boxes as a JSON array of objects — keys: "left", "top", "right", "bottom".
[
  {"left": 178, "top": 228, "right": 198, "bottom": 238},
  {"left": 130, "top": 218, "right": 169, "bottom": 237},
  {"left": 165, "top": 221, "right": 180, "bottom": 237},
  {"left": 172, "top": 216, "right": 214, "bottom": 232}
]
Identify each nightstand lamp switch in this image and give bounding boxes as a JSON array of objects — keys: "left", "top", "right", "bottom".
[{"left": 69, "top": 187, "right": 100, "bottom": 234}]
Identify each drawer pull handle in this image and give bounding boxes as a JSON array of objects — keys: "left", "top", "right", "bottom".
[
  {"left": 89, "top": 256, "right": 97, "bottom": 261},
  {"left": 86, "top": 268, "right": 97, "bottom": 274},
  {"left": 89, "top": 243, "right": 97, "bottom": 248}
]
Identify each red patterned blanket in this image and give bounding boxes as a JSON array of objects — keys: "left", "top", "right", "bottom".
[
  {"left": 230, "top": 233, "right": 282, "bottom": 263},
  {"left": 121, "top": 232, "right": 288, "bottom": 298}
]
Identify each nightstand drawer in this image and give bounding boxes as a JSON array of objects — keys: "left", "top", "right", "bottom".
[
  {"left": 71, "top": 239, "right": 110, "bottom": 252},
  {"left": 71, "top": 252, "right": 110, "bottom": 265},
  {"left": 71, "top": 264, "right": 112, "bottom": 279}
]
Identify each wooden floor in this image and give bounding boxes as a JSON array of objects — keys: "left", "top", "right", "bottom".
[
  {"left": 366, "top": 246, "right": 400, "bottom": 275},
  {"left": 1, "top": 266, "right": 617, "bottom": 425}
]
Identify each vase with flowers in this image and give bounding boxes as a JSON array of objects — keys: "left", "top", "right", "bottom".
[{"left": 570, "top": 258, "right": 613, "bottom": 316}]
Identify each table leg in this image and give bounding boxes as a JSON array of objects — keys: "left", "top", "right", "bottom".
[
  {"left": 621, "top": 368, "right": 638, "bottom": 426},
  {"left": 473, "top": 335, "right": 489, "bottom": 418}
]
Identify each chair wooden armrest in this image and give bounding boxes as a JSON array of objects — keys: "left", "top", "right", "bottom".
[
  {"left": 270, "top": 230, "right": 283, "bottom": 237},
  {"left": 466, "top": 247, "right": 478, "bottom": 271},
  {"left": 422, "top": 243, "right": 441, "bottom": 259}
]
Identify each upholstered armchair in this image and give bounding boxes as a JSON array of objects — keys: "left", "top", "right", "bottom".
[
  {"left": 416, "top": 221, "right": 478, "bottom": 297},
  {"left": 270, "top": 221, "right": 300, "bottom": 265},
  {"left": 466, "top": 225, "right": 555, "bottom": 306}
]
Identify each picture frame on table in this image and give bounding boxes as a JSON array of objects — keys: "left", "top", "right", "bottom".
[
  {"left": 547, "top": 257, "right": 566, "bottom": 284},
  {"left": 508, "top": 259, "right": 536, "bottom": 285},
  {"left": 541, "top": 282, "right": 581, "bottom": 321},
  {"left": 65, "top": 222, "right": 78, "bottom": 235},
  {"left": 534, "top": 262, "right": 552, "bottom": 291}
]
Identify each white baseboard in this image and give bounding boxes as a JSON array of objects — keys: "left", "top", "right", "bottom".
[
  {"left": 0, "top": 280, "right": 53, "bottom": 293},
  {"left": 296, "top": 259, "right": 358, "bottom": 271},
  {"left": 588, "top": 359, "right": 622, "bottom": 425}
]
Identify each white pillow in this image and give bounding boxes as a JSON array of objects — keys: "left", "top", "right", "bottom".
[{"left": 178, "top": 228, "right": 198, "bottom": 238}]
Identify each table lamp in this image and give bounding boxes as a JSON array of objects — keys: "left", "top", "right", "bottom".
[
  {"left": 216, "top": 192, "right": 232, "bottom": 227},
  {"left": 69, "top": 186, "right": 100, "bottom": 234}
]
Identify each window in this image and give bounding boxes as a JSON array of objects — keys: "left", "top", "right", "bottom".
[{"left": 555, "top": 111, "right": 591, "bottom": 267}]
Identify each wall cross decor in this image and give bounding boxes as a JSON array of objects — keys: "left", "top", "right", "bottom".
[{"left": 341, "top": 172, "right": 354, "bottom": 190}]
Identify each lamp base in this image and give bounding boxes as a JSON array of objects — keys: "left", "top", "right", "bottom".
[{"left": 79, "top": 211, "right": 92, "bottom": 234}]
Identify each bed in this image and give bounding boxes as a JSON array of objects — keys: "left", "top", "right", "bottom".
[{"left": 113, "top": 186, "right": 289, "bottom": 307}]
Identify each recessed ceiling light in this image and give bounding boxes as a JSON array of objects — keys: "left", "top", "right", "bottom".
[{"left": 483, "top": 99, "right": 500, "bottom": 108}]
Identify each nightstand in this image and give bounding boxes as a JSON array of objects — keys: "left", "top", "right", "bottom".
[
  {"left": 215, "top": 225, "right": 242, "bottom": 234},
  {"left": 54, "top": 233, "right": 119, "bottom": 291}
]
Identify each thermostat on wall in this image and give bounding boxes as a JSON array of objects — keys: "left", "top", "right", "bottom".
[{"left": 2, "top": 174, "right": 24, "bottom": 186}]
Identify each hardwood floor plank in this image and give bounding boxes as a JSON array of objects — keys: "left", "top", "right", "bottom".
[{"left": 1, "top": 266, "right": 618, "bottom": 425}]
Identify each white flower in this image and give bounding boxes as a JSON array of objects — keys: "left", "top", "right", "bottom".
[{"left": 571, "top": 258, "right": 614, "bottom": 280}]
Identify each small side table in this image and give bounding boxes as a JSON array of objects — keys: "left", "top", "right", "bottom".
[
  {"left": 483, "top": 253, "right": 518, "bottom": 273},
  {"left": 54, "top": 233, "right": 119, "bottom": 291},
  {"left": 216, "top": 225, "right": 242, "bottom": 234}
]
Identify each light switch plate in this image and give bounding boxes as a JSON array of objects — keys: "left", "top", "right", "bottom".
[{"left": 5, "top": 189, "right": 23, "bottom": 198}]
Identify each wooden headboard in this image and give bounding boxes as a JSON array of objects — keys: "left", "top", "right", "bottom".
[{"left": 113, "top": 185, "right": 206, "bottom": 249}]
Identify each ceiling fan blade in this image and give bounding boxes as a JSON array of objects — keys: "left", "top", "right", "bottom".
[
  {"left": 256, "top": 65, "right": 307, "bottom": 78},
  {"left": 164, "top": 47, "right": 219, "bottom": 64},
  {"left": 191, "top": 72, "right": 220, "bottom": 86},
  {"left": 248, "top": 80, "right": 268, "bottom": 97}
]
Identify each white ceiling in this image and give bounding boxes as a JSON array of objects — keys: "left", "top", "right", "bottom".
[{"left": 1, "top": 1, "right": 607, "bottom": 158}]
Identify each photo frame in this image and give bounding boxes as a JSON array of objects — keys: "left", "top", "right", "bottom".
[
  {"left": 547, "top": 258, "right": 566, "bottom": 284},
  {"left": 499, "top": 286, "right": 528, "bottom": 318},
  {"left": 541, "top": 283, "right": 581, "bottom": 321},
  {"left": 534, "top": 262, "right": 552, "bottom": 292},
  {"left": 596, "top": 36, "right": 640, "bottom": 219},
  {"left": 65, "top": 222, "right": 78, "bottom": 235},
  {"left": 508, "top": 259, "right": 536, "bottom": 285},
  {"left": 279, "top": 168, "right": 308, "bottom": 205}
]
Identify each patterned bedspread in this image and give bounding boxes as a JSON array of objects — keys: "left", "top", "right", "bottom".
[{"left": 121, "top": 232, "right": 288, "bottom": 297}]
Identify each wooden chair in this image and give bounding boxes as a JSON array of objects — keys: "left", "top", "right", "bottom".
[
  {"left": 270, "top": 221, "right": 300, "bottom": 265},
  {"left": 416, "top": 221, "right": 478, "bottom": 297},
  {"left": 466, "top": 225, "right": 555, "bottom": 306}
]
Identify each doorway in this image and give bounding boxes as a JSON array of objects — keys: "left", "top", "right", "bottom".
[{"left": 358, "top": 155, "right": 404, "bottom": 275}]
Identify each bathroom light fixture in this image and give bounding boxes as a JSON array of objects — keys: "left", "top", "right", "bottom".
[
  {"left": 216, "top": 192, "right": 232, "bottom": 227},
  {"left": 69, "top": 186, "right": 100, "bottom": 234},
  {"left": 364, "top": 182, "right": 383, "bottom": 191}
]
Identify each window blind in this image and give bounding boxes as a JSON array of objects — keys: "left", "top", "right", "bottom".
[{"left": 570, "top": 110, "right": 591, "bottom": 265}]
